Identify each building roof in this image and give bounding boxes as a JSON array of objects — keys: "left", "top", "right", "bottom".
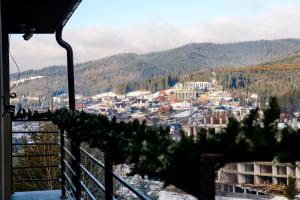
[
  {"left": 171, "top": 110, "right": 193, "bottom": 118},
  {"left": 5, "top": 0, "right": 81, "bottom": 33},
  {"left": 215, "top": 105, "right": 231, "bottom": 110}
]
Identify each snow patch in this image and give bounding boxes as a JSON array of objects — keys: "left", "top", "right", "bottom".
[{"left": 10, "top": 76, "right": 45, "bottom": 86}]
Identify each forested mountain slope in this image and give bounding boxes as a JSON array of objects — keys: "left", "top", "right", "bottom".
[
  {"left": 178, "top": 64, "right": 300, "bottom": 112},
  {"left": 10, "top": 39, "right": 300, "bottom": 98}
]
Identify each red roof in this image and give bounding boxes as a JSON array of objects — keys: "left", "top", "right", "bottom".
[
  {"left": 158, "top": 105, "right": 172, "bottom": 112},
  {"left": 159, "top": 90, "right": 168, "bottom": 95},
  {"left": 280, "top": 112, "right": 288, "bottom": 119},
  {"left": 75, "top": 103, "right": 83, "bottom": 110}
]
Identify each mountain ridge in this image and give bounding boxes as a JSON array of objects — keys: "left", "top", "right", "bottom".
[
  {"left": 11, "top": 38, "right": 300, "bottom": 77},
  {"left": 10, "top": 38, "right": 300, "bottom": 97}
]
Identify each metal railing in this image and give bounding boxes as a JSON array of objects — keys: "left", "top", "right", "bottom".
[
  {"left": 79, "top": 147, "right": 151, "bottom": 200},
  {"left": 11, "top": 119, "right": 151, "bottom": 200},
  {"left": 11, "top": 119, "right": 61, "bottom": 193}
]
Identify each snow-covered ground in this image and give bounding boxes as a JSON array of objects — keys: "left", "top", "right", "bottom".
[
  {"left": 126, "top": 90, "right": 151, "bottom": 97},
  {"left": 10, "top": 76, "right": 45, "bottom": 86},
  {"left": 159, "top": 191, "right": 196, "bottom": 200},
  {"left": 91, "top": 92, "right": 117, "bottom": 100},
  {"left": 158, "top": 193, "right": 274, "bottom": 200},
  {"left": 271, "top": 195, "right": 300, "bottom": 200},
  {"left": 271, "top": 197, "right": 287, "bottom": 200}
]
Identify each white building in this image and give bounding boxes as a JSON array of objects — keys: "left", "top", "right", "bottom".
[
  {"left": 184, "top": 81, "right": 212, "bottom": 90},
  {"left": 171, "top": 100, "right": 192, "bottom": 110},
  {"left": 131, "top": 98, "right": 149, "bottom": 108},
  {"left": 174, "top": 89, "right": 197, "bottom": 100}
]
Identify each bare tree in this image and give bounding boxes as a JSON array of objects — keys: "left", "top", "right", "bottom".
[{"left": 12, "top": 121, "right": 60, "bottom": 192}]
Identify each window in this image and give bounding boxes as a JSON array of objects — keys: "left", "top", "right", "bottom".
[
  {"left": 245, "top": 164, "right": 254, "bottom": 172},
  {"left": 277, "top": 166, "right": 287, "bottom": 175},
  {"left": 277, "top": 178, "right": 287, "bottom": 185},
  {"left": 260, "top": 165, "right": 272, "bottom": 174},
  {"left": 245, "top": 175, "right": 254, "bottom": 184},
  {"left": 229, "top": 174, "right": 237, "bottom": 183}
]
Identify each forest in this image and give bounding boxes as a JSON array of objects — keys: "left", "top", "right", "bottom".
[
  {"left": 10, "top": 63, "right": 300, "bottom": 112},
  {"left": 115, "top": 64, "right": 300, "bottom": 112},
  {"left": 10, "top": 39, "right": 300, "bottom": 112}
]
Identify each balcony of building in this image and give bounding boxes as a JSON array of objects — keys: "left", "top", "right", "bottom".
[
  {"left": 0, "top": 0, "right": 153, "bottom": 199},
  {"left": 10, "top": 119, "right": 151, "bottom": 200}
]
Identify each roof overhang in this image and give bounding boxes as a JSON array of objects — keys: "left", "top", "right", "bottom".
[{"left": 5, "top": 0, "right": 81, "bottom": 34}]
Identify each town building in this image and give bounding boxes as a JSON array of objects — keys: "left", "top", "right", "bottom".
[
  {"left": 173, "top": 89, "right": 197, "bottom": 100},
  {"left": 218, "top": 162, "right": 300, "bottom": 189},
  {"left": 185, "top": 81, "right": 212, "bottom": 90}
]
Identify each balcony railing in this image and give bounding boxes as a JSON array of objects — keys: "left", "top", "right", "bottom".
[
  {"left": 11, "top": 119, "right": 150, "bottom": 200},
  {"left": 11, "top": 119, "right": 61, "bottom": 193}
]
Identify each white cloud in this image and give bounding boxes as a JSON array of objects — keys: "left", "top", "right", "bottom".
[{"left": 9, "top": 2, "right": 300, "bottom": 73}]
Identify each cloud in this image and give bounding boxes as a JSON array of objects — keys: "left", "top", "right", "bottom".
[{"left": 9, "top": 2, "right": 300, "bottom": 73}]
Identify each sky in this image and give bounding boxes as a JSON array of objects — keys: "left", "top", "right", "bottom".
[{"left": 9, "top": 0, "right": 300, "bottom": 72}]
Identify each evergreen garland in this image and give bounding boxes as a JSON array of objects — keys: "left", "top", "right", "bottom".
[{"left": 12, "top": 97, "right": 300, "bottom": 197}]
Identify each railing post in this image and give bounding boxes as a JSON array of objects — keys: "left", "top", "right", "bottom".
[
  {"left": 60, "top": 129, "right": 66, "bottom": 199},
  {"left": 198, "top": 154, "right": 223, "bottom": 200},
  {"left": 10, "top": 121, "right": 13, "bottom": 194},
  {"left": 198, "top": 163, "right": 215, "bottom": 200},
  {"left": 72, "top": 141, "right": 81, "bottom": 200},
  {"left": 104, "top": 153, "right": 113, "bottom": 200}
]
